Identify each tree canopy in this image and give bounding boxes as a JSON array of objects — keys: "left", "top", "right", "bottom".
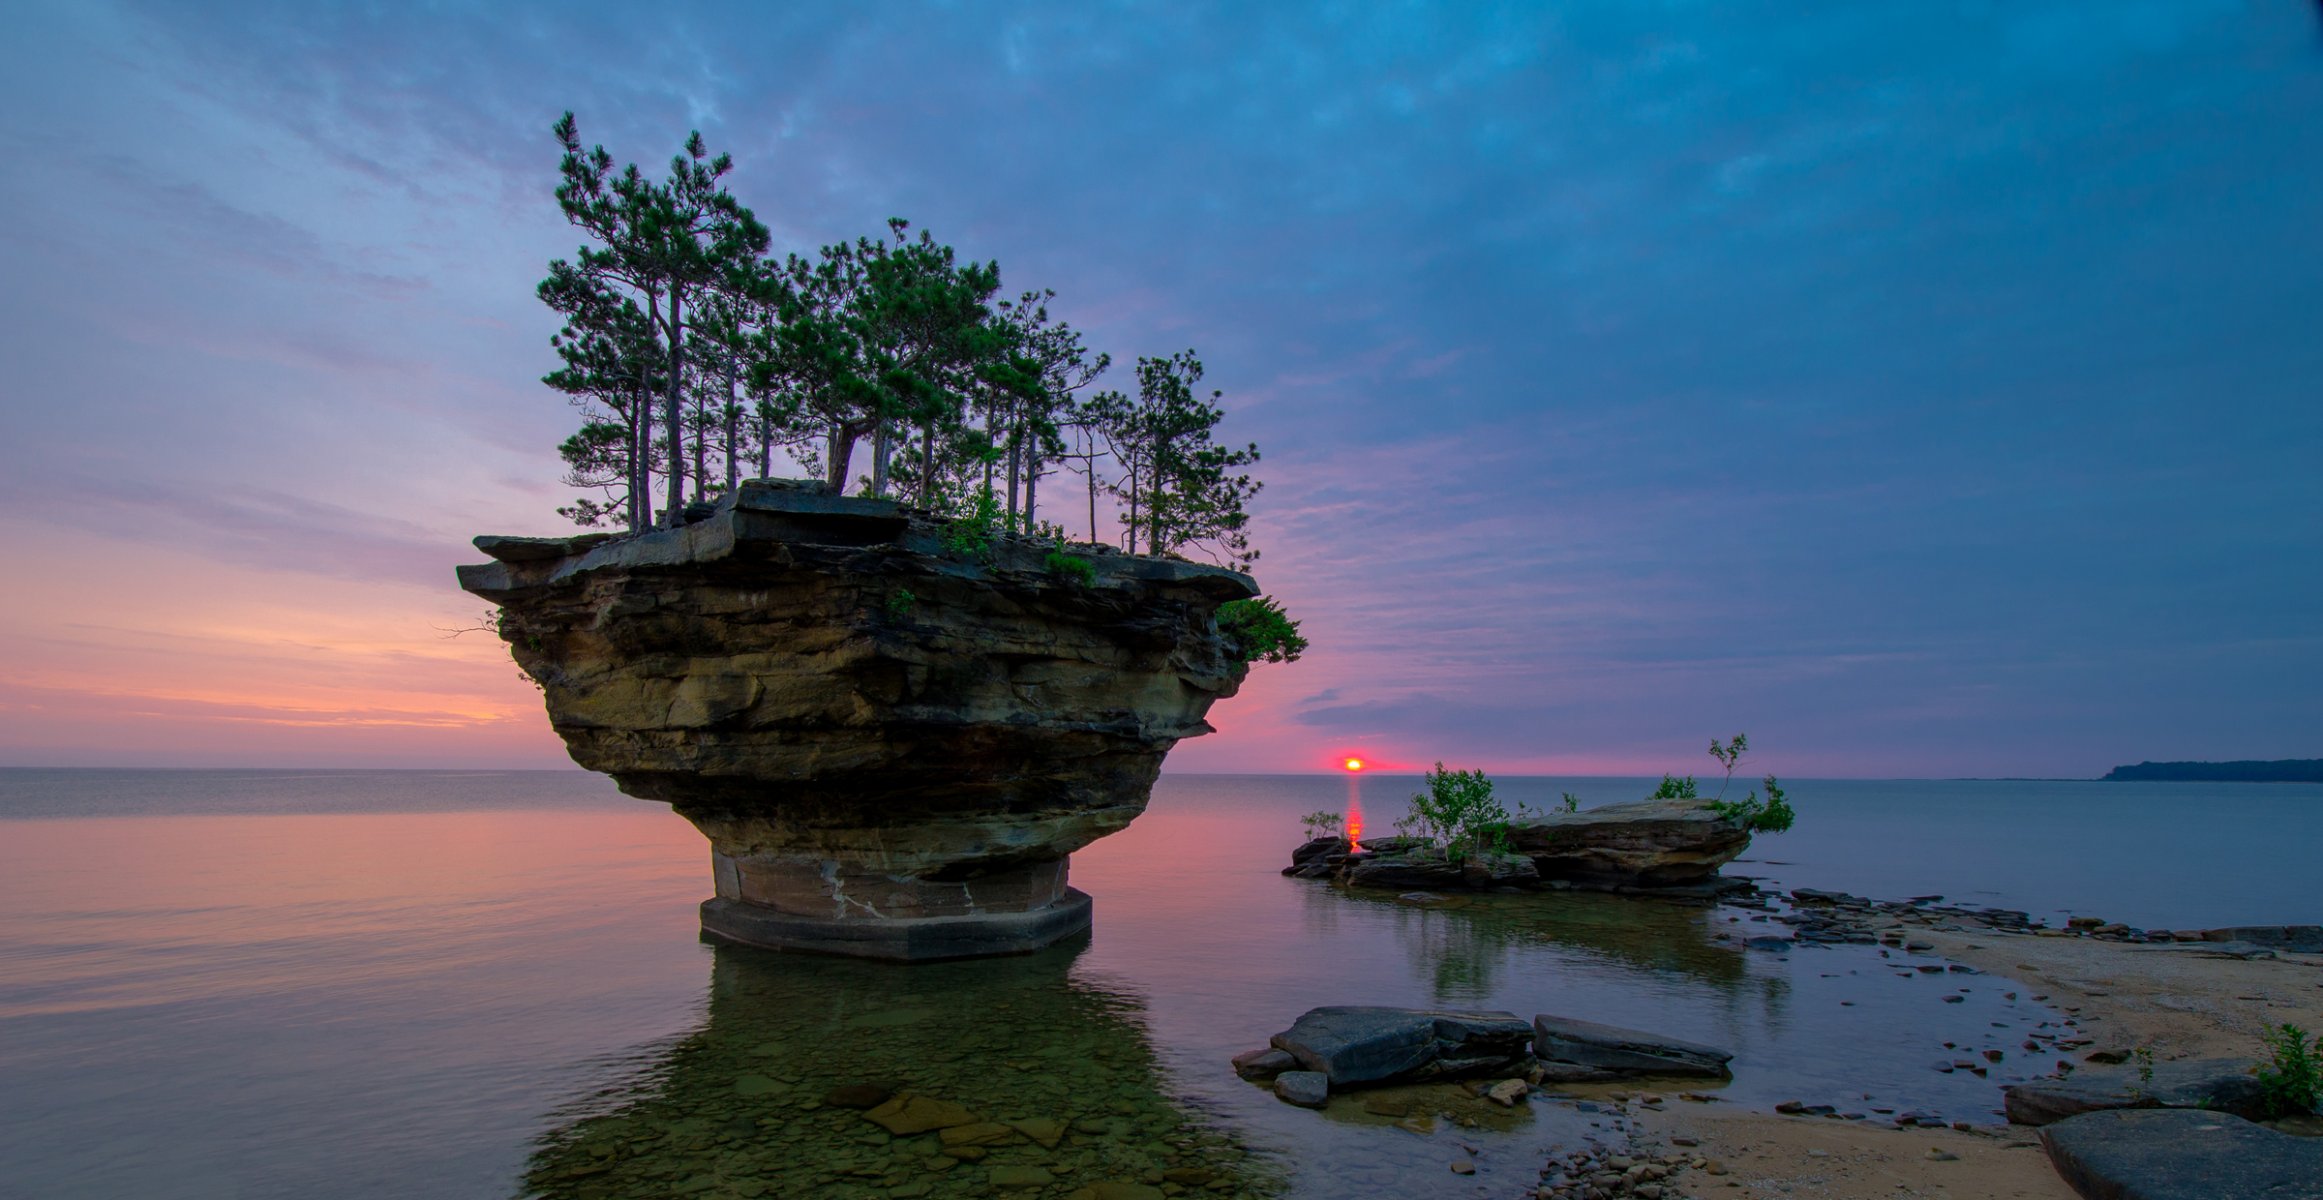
[{"left": 538, "top": 113, "right": 1268, "bottom": 574}]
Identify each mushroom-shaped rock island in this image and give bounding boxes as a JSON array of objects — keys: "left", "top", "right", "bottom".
[{"left": 457, "top": 479, "right": 1259, "bottom": 960}]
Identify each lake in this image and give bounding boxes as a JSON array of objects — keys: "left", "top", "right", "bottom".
[{"left": 1, "top": 769, "right": 2315, "bottom": 1199}]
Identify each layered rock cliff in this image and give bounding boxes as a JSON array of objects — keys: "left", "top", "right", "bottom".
[{"left": 458, "top": 478, "right": 1258, "bottom": 958}]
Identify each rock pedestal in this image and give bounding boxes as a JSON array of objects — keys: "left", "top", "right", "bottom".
[{"left": 458, "top": 479, "right": 1257, "bottom": 960}]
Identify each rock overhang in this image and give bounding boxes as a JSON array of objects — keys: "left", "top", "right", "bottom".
[{"left": 458, "top": 478, "right": 1261, "bottom": 960}]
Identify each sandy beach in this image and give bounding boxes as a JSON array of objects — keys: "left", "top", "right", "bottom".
[{"left": 1588, "top": 924, "right": 2323, "bottom": 1198}]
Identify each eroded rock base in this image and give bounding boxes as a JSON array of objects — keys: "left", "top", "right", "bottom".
[{"left": 699, "top": 889, "right": 1094, "bottom": 961}]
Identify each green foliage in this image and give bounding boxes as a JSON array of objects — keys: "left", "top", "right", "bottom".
[
  {"left": 1044, "top": 548, "right": 1097, "bottom": 585},
  {"left": 883, "top": 588, "right": 917, "bottom": 620},
  {"left": 1649, "top": 774, "right": 1699, "bottom": 800},
  {"left": 2128, "top": 1046, "right": 2156, "bottom": 1099},
  {"left": 1396, "top": 763, "right": 1509, "bottom": 860},
  {"left": 1299, "top": 810, "right": 1343, "bottom": 841},
  {"left": 1708, "top": 775, "right": 1796, "bottom": 834},
  {"left": 1708, "top": 732, "right": 1748, "bottom": 797},
  {"left": 1560, "top": 791, "right": 1582, "bottom": 814},
  {"left": 941, "top": 487, "right": 1002, "bottom": 559},
  {"left": 1216, "top": 596, "right": 1306, "bottom": 665},
  {"left": 2257, "top": 1023, "right": 2323, "bottom": 1118}
]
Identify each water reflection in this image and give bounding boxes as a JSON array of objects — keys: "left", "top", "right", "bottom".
[{"left": 523, "top": 939, "right": 1286, "bottom": 1200}]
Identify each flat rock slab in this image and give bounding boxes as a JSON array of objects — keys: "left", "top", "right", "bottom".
[
  {"left": 1270, "top": 1007, "right": 1533, "bottom": 1087},
  {"left": 2039, "top": 1108, "right": 2323, "bottom": 1199},
  {"left": 2003, "top": 1058, "right": 2266, "bottom": 1126},
  {"left": 1532, "top": 1015, "right": 1734, "bottom": 1077}
]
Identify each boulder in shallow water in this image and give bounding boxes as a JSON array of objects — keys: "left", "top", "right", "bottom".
[
  {"left": 2002, "top": 1058, "right": 2266, "bottom": 1125},
  {"left": 1272, "top": 1071, "right": 1329, "bottom": 1108},
  {"left": 1504, "top": 798, "right": 1750, "bottom": 887},
  {"left": 2039, "top": 1108, "right": 2323, "bottom": 1200},
  {"left": 1270, "top": 1006, "right": 1534, "bottom": 1087},
  {"left": 1531, "top": 1015, "right": 1734, "bottom": 1078}
]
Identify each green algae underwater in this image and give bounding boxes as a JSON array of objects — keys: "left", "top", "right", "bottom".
[{"left": 521, "top": 937, "right": 1290, "bottom": 1200}]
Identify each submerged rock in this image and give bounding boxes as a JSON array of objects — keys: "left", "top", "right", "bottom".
[
  {"left": 2001, "top": 1058, "right": 2267, "bottom": 1125},
  {"left": 1504, "top": 798, "right": 1751, "bottom": 887},
  {"left": 1269, "top": 1006, "right": 1535, "bottom": 1087},
  {"left": 2039, "top": 1108, "right": 2323, "bottom": 1200},
  {"left": 459, "top": 480, "right": 1257, "bottom": 960},
  {"left": 1531, "top": 1015, "right": 1734, "bottom": 1078},
  {"left": 1272, "top": 1071, "right": 1330, "bottom": 1108}
]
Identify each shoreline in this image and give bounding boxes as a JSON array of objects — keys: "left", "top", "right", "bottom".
[{"left": 1519, "top": 891, "right": 2323, "bottom": 1198}]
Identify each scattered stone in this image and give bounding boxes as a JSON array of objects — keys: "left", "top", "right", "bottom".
[
  {"left": 1486, "top": 1078, "right": 1530, "bottom": 1107},
  {"left": 863, "top": 1094, "right": 978, "bottom": 1135},
  {"left": 937, "top": 1122, "right": 1016, "bottom": 1148},
  {"left": 1533, "top": 1015, "right": 1734, "bottom": 1078},
  {"left": 1925, "top": 1148, "right": 1959, "bottom": 1162},
  {"left": 2041, "top": 1108, "right": 2323, "bottom": 1200},
  {"left": 1006, "top": 1117, "right": 1066, "bottom": 1148},
  {"left": 1272, "top": 1071, "right": 1329, "bottom": 1108},
  {"left": 987, "top": 1164, "right": 1054, "bottom": 1188},
  {"left": 1066, "top": 1184, "right": 1164, "bottom": 1200},
  {"left": 821, "top": 1082, "right": 893, "bottom": 1109},
  {"left": 1449, "top": 1158, "right": 1476, "bottom": 1175}
]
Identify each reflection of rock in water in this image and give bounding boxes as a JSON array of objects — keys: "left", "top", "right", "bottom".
[
  {"left": 1316, "top": 887, "right": 1783, "bottom": 1011},
  {"left": 523, "top": 940, "right": 1284, "bottom": 1199}
]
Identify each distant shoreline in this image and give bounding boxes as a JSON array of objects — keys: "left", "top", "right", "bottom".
[{"left": 2100, "top": 758, "right": 2323, "bottom": 783}]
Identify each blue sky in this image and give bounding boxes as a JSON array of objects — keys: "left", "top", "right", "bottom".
[{"left": 1, "top": 0, "right": 2317, "bottom": 775}]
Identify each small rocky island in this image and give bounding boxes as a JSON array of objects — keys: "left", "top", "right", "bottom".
[
  {"left": 459, "top": 478, "right": 1259, "bottom": 960},
  {"left": 1286, "top": 797, "right": 1754, "bottom": 896}
]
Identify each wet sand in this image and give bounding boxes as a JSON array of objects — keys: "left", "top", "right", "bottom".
[{"left": 1594, "top": 929, "right": 2323, "bottom": 1199}]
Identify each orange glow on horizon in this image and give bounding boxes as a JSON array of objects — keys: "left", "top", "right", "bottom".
[{"left": 1343, "top": 757, "right": 1365, "bottom": 772}]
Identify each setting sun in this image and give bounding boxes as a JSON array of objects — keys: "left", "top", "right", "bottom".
[{"left": 1343, "top": 757, "right": 1365, "bottom": 772}]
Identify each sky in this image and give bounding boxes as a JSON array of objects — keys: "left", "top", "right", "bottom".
[{"left": 0, "top": 1, "right": 2318, "bottom": 778}]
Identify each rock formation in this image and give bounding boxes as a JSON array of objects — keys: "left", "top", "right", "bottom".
[
  {"left": 458, "top": 479, "right": 1257, "bottom": 960},
  {"left": 1504, "top": 797, "right": 1752, "bottom": 888},
  {"left": 1284, "top": 797, "right": 1754, "bottom": 894}
]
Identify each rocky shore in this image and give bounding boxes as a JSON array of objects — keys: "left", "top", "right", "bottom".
[
  {"left": 1547, "top": 895, "right": 2323, "bottom": 1199},
  {"left": 1255, "top": 865, "right": 2321, "bottom": 1199}
]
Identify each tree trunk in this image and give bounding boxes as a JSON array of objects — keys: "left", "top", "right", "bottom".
[
  {"left": 870, "top": 422, "right": 890, "bottom": 497},
  {"left": 723, "top": 362, "right": 739, "bottom": 494},
  {"left": 663, "top": 287, "right": 686, "bottom": 525},
  {"left": 1005, "top": 419, "right": 1021, "bottom": 532},
  {"left": 825, "top": 423, "right": 854, "bottom": 492},
  {"left": 1024, "top": 454, "right": 1039, "bottom": 531},
  {"left": 757, "top": 408, "right": 772, "bottom": 481},
  {"left": 631, "top": 385, "right": 650, "bottom": 533}
]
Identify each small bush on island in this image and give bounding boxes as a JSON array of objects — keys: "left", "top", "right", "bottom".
[
  {"left": 1298, "top": 810, "right": 1343, "bottom": 841},
  {"left": 1653, "top": 733, "right": 1796, "bottom": 834},
  {"left": 2257, "top": 1023, "right": 2322, "bottom": 1118},
  {"left": 1217, "top": 596, "right": 1306, "bottom": 664},
  {"left": 1396, "top": 763, "right": 1513, "bottom": 861}
]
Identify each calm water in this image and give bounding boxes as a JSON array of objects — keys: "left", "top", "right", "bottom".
[{"left": 1, "top": 769, "right": 2316, "bottom": 1200}]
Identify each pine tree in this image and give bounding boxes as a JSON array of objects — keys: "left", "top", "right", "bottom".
[{"left": 549, "top": 113, "right": 767, "bottom": 525}]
